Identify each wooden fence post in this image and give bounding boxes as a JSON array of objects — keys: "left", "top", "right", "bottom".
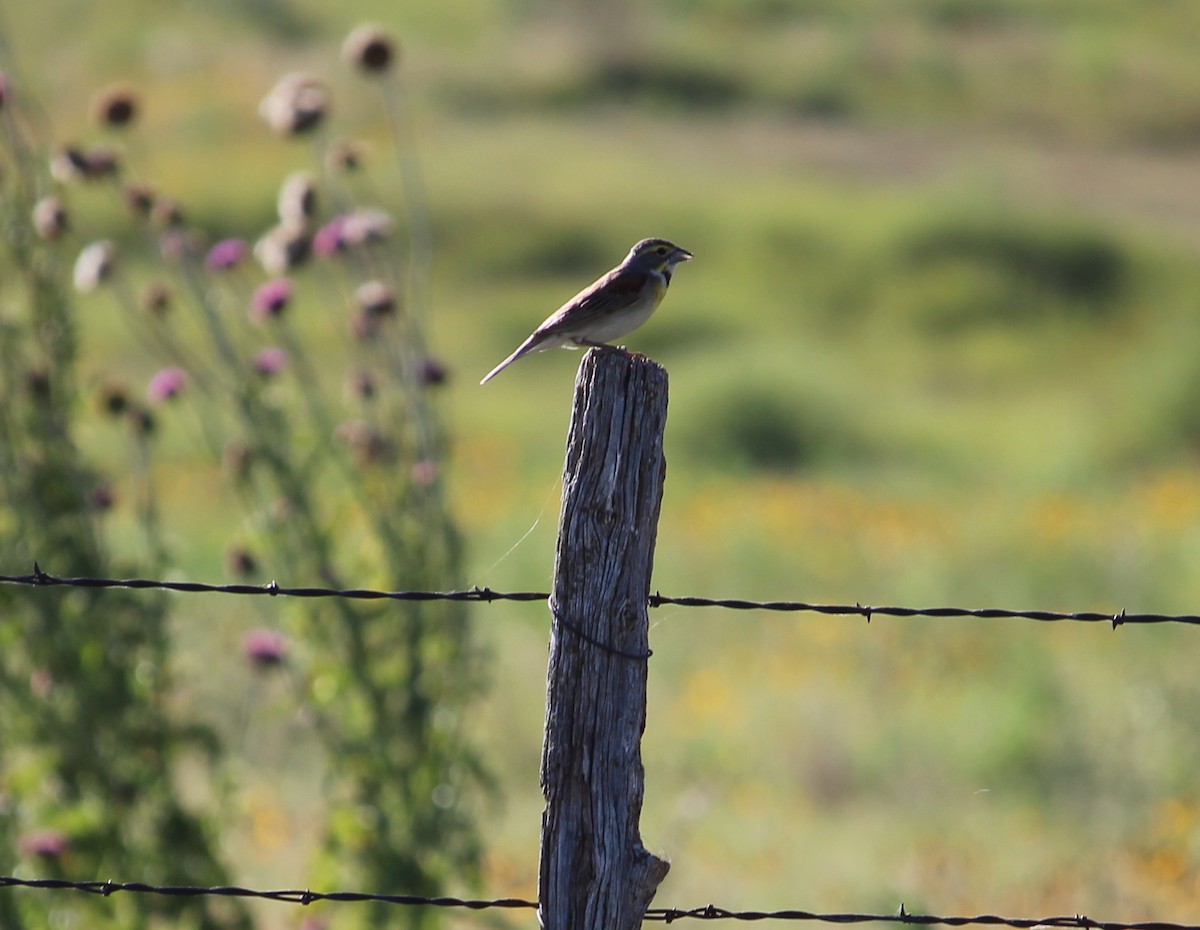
[{"left": 538, "top": 348, "right": 671, "bottom": 930}]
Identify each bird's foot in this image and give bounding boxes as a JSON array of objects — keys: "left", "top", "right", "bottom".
[{"left": 577, "top": 339, "right": 633, "bottom": 355}]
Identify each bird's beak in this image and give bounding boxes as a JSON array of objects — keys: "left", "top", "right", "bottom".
[{"left": 675, "top": 248, "right": 693, "bottom": 262}]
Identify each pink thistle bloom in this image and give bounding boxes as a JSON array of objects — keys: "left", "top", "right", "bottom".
[
  {"left": 205, "top": 238, "right": 249, "bottom": 272},
  {"left": 147, "top": 367, "right": 187, "bottom": 403},
  {"left": 243, "top": 629, "right": 287, "bottom": 668},
  {"left": 418, "top": 356, "right": 448, "bottom": 387},
  {"left": 312, "top": 215, "right": 348, "bottom": 258},
  {"left": 254, "top": 346, "right": 289, "bottom": 377},
  {"left": 411, "top": 459, "right": 438, "bottom": 486},
  {"left": 19, "top": 829, "right": 69, "bottom": 860},
  {"left": 249, "top": 278, "right": 293, "bottom": 321}
]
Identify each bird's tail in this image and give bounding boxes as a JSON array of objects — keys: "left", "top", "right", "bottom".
[{"left": 480, "top": 334, "right": 543, "bottom": 384}]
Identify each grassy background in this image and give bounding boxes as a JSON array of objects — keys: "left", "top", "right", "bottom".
[{"left": 7, "top": 0, "right": 1200, "bottom": 925}]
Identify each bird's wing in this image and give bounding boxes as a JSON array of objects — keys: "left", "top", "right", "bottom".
[{"left": 533, "top": 268, "right": 650, "bottom": 338}]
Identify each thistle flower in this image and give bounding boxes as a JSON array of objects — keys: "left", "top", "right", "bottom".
[
  {"left": 254, "top": 222, "right": 310, "bottom": 274},
  {"left": 226, "top": 546, "right": 259, "bottom": 578},
  {"left": 277, "top": 171, "right": 317, "bottom": 226},
  {"left": 346, "top": 368, "right": 377, "bottom": 400},
  {"left": 253, "top": 346, "right": 288, "bottom": 377},
  {"left": 342, "top": 206, "right": 393, "bottom": 245},
  {"left": 336, "top": 420, "right": 393, "bottom": 466},
  {"left": 31, "top": 195, "right": 68, "bottom": 240},
  {"left": 147, "top": 367, "right": 187, "bottom": 403},
  {"left": 159, "top": 228, "right": 200, "bottom": 264},
  {"left": 25, "top": 367, "right": 51, "bottom": 402},
  {"left": 97, "top": 380, "right": 131, "bottom": 417},
  {"left": 122, "top": 181, "right": 156, "bottom": 218},
  {"left": 418, "top": 356, "right": 449, "bottom": 387},
  {"left": 411, "top": 459, "right": 438, "bottom": 487},
  {"left": 127, "top": 405, "right": 157, "bottom": 436},
  {"left": 18, "top": 829, "right": 69, "bottom": 861},
  {"left": 354, "top": 279, "right": 396, "bottom": 319},
  {"left": 258, "top": 73, "right": 329, "bottom": 136},
  {"left": 205, "top": 238, "right": 249, "bottom": 272},
  {"left": 73, "top": 241, "right": 117, "bottom": 292},
  {"left": 49, "top": 145, "right": 89, "bottom": 183},
  {"left": 0, "top": 72, "right": 10, "bottom": 111},
  {"left": 150, "top": 196, "right": 185, "bottom": 228},
  {"left": 249, "top": 278, "right": 293, "bottom": 321},
  {"left": 224, "top": 441, "right": 253, "bottom": 479},
  {"left": 141, "top": 283, "right": 172, "bottom": 317},
  {"left": 51, "top": 144, "right": 119, "bottom": 182},
  {"left": 243, "top": 629, "right": 287, "bottom": 669},
  {"left": 312, "top": 215, "right": 348, "bottom": 258},
  {"left": 88, "top": 485, "right": 116, "bottom": 512},
  {"left": 342, "top": 24, "right": 399, "bottom": 75},
  {"left": 325, "top": 139, "right": 364, "bottom": 174},
  {"left": 91, "top": 84, "right": 139, "bottom": 129}
]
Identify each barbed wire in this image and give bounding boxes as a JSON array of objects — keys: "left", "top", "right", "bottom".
[
  {"left": 2, "top": 876, "right": 1196, "bottom": 930},
  {"left": 0, "top": 564, "right": 1196, "bottom": 628}
]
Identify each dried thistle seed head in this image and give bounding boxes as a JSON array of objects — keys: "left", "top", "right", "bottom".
[
  {"left": 226, "top": 547, "right": 260, "bottom": 578},
  {"left": 91, "top": 84, "right": 139, "bottom": 129},
  {"left": 122, "top": 181, "right": 156, "bottom": 217},
  {"left": 88, "top": 484, "right": 116, "bottom": 511},
  {"left": 140, "top": 282, "right": 172, "bottom": 316},
  {"left": 31, "top": 195, "right": 69, "bottom": 240},
  {"left": 259, "top": 73, "right": 329, "bottom": 136},
  {"left": 50, "top": 145, "right": 90, "bottom": 183},
  {"left": 223, "top": 441, "right": 253, "bottom": 478},
  {"left": 24, "top": 367, "right": 51, "bottom": 402},
  {"left": 418, "top": 356, "right": 449, "bottom": 387},
  {"left": 158, "top": 227, "right": 201, "bottom": 263},
  {"left": 346, "top": 368, "right": 377, "bottom": 400},
  {"left": 254, "top": 222, "right": 311, "bottom": 274},
  {"left": 52, "top": 145, "right": 119, "bottom": 182},
  {"left": 342, "top": 25, "right": 399, "bottom": 75},
  {"left": 73, "top": 240, "right": 118, "bottom": 292},
  {"left": 325, "top": 139, "right": 364, "bottom": 173},
  {"left": 277, "top": 171, "right": 317, "bottom": 226},
  {"left": 127, "top": 405, "right": 156, "bottom": 436},
  {"left": 336, "top": 419, "right": 394, "bottom": 466},
  {"left": 150, "top": 196, "right": 185, "bottom": 228},
  {"left": 353, "top": 279, "right": 396, "bottom": 318},
  {"left": 97, "top": 380, "right": 131, "bottom": 417},
  {"left": 81, "top": 145, "right": 120, "bottom": 179},
  {"left": 342, "top": 206, "right": 393, "bottom": 245}
]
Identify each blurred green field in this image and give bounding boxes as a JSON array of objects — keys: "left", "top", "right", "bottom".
[{"left": 7, "top": 0, "right": 1200, "bottom": 926}]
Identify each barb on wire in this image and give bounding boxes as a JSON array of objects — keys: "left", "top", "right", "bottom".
[
  {"left": 646, "top": 904, "right": 1200, "bottom": 930},
  {"left": 3, "top": 876, "right": 1198, "bottom": 930},
  {"left": 2, "top": 564, "right": 1200, "bottom": 627}
]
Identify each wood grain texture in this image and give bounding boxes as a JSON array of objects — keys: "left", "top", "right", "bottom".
[{"left": 538, "top": 348, "right": 671, "bottom": 930}]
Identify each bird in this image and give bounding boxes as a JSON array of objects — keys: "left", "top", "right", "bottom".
[{"left": 480, "top": 237, "right": 693, "bottom": 384}]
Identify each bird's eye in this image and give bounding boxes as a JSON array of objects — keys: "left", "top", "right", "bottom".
[{"left": 656, "top": 246, "right": 667, "bottom": 255}]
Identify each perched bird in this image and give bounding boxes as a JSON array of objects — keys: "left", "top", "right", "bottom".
[{"left": 480, "top": 237, "right": 693, "bottom": 384}]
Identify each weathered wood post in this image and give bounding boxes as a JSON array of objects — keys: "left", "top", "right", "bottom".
[{"left": 538, "top": 348, "right": 671, "bottom": 930}]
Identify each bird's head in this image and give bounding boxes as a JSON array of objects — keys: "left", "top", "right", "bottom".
[{"left": 624, "top": 238, "right": 693, "bottom": 276}]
